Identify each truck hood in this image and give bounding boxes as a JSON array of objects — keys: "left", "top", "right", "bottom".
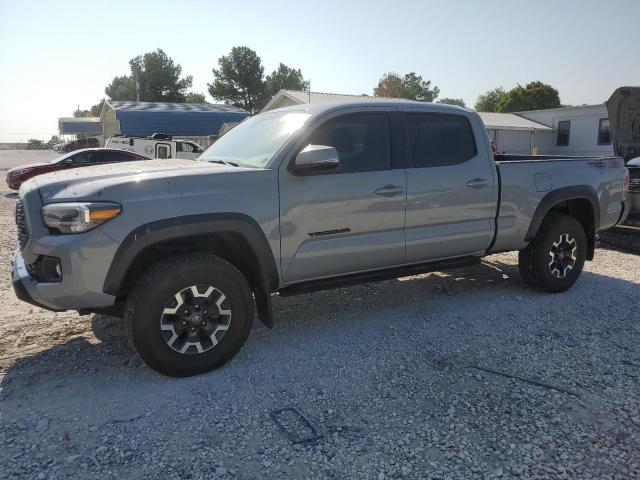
[
  {"left": 32, "top": 159, "right": 246, "bottom": 201},
  {"left": 606, "top": 86, "right": 640, "bottom": 162}
]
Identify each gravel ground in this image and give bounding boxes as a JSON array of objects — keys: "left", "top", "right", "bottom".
[{"left": 0, "top": 154, "right": 639, "bottom": 479}]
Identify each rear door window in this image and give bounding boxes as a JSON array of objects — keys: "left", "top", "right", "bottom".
[{"left": 405, "top": 113, "right": 477, "bottom": 167}]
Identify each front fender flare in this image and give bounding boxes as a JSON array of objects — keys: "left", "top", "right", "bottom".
[{"left": 102, "top": 213, "right": 279, "bottom": 296}]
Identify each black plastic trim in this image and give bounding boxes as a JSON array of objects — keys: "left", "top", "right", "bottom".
[
  {"left": 524, "top": 186, "right": 600, "bottom": 242},
  {"left": 278, "top": 256, "right": 481, "bottom": 297},
  {"left": 102, "top": 213, "right": 279, "bottom": 296}
]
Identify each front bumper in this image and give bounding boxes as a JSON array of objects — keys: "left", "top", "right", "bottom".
[
  {"left": 11, "top": 229, "right": 120, "bottom": 312},
  {"left": 11, "top": 251, "right": 65, "bottom": 311}
]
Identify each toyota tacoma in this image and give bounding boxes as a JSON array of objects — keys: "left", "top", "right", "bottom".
[{"left": 12, "top": 101, "right": 630, "bottom": 376}]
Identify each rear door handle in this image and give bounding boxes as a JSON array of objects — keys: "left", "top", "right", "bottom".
[
  {"left": 465, "top": 178, "right": 489, "bottom": 189},
  {"left": 375, "top": 184, "right": 403, "bottom": 196}
]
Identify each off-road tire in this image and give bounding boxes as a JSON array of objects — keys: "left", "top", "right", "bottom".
[
  {"left": 124, "top": 253, "right": 254, "bottom": 377},
  {"left": 518, "top": 213, "right": 587, "bottom": 293}
]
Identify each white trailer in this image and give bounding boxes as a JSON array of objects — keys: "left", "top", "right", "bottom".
[{"left": 105, "top": 134, "right": 203, "bottom": 160}]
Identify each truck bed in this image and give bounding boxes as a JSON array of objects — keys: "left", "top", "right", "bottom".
[{"left": 490, "top": 154, "right": 626, "bottom": 253}]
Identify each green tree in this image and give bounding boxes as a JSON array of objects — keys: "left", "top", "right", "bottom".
[
  {"left": 474, "top": 87, "right": 506, "bottom": 112},
  {"left": 91, "top": 98, "right": 106, "bottom": 116},
  {"left": 73, "top": 108, "right": 92, "bottom": 118},
  {"left": 105, "top": 49, "right": 192, "bottom": 102},
  {"left": 104, "top": 75, "right": 136, "bottom": 101},
  {"left": 105, "top": 75, "right": 137, "bottom": 101},
  {"left": 496, "top": 81, "right": 561, "bottom": 112},
  {"left": 208, "top": 46, "right": 266, "bottom": 114},
  {"left": 437, "top": 97, "right": 466, "bottom": 107},
  {"left": 185, "top": 92, "right": 207, "bottom": 103},
  {"left": 264, "top": 63, "right": 308, "bottom": 100},
  {"left": 129, "top": 49, "right": 192, "bottom": 102},
  {"left": 49, "top": 135, "right": 60, "bottom": 144},
  {"left": 373, "top": 72, "right": 439, "bottom": 102}
]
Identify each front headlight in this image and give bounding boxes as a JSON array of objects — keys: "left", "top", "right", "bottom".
[
  {"left": 42, "top": 202, "right": 122, "bottom": 234},
  {"left": 10, "top": 169, "right": 27, "bottom": 177}
]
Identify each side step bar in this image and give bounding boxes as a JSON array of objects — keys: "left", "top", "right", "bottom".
[{"left": 278, "top": 256, "right": 481, "bottom": 297}]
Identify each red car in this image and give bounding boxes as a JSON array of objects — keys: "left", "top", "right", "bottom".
[{"left": 6, "top": 148, "right": 150, "bottom": 190}]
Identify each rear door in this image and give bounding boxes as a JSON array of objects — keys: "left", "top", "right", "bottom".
[
  {"left": 402, "top": 112, "right": 497, "bottom": 262},
  {"left": 278, "top": 110, "right": 406, "bottom": 282}
]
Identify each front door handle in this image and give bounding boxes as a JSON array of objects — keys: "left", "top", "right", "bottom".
[
  {"left": 375, "top": 184, "right": 403, "bottom": 197},
  {"left": 465, "top": 178, "right": 489, "bottom": 189}
]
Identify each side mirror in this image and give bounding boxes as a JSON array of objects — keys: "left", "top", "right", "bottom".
[{"left": 294, "top": 145, "right": 340, "bottom": 173}]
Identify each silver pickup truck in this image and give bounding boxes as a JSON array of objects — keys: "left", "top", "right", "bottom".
[{"left": 12, "top": 101, "right": 629, "bottom": 376}]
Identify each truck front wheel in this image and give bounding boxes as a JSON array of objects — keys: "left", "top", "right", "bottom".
[
  {"left": 124, "top": 253, "right": 254, "bottom": 377},
  {"left": 518, "top": 214, "right": 587, "bottom": 293}
]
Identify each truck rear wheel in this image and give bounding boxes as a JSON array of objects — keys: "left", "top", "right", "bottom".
[
  {"left": 124, "top": 253, "right": 254, "bottom": 377},
  {"left": 518, "top": 213, "right": 587, "bottom": 293}
]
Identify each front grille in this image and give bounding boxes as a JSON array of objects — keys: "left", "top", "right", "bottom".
[{"left": 15, "top": 198, "right": 28, "bottom": 250}]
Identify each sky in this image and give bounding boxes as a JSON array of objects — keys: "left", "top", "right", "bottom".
[{"left": 0, "top": 0, "right": 638, "bottom": 142}]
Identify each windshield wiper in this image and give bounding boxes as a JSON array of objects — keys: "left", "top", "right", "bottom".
[{"left": 208, "top": 159, "right": 239, "bottom": 167}]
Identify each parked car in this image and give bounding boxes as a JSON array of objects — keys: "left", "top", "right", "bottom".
[
  {"left": 106, "top": 134, "right": 203, "bottom": 160},
  {"left": 5, "top": 148, "right": 150, "bottom": 189},
  {"left": 12, "top": 101, "right": 629, "bottom": 377},
  {"left": 60, "top": 137, "right": 100, "bottom": 153}
]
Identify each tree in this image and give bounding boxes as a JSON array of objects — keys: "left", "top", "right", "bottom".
[
  {"left": 496, "top": 81, "right": 561, "bottom": 112},
  {"left": 208, "top": 46, "right": 265, "bottom": 114},
  {"left": 437, "top": 97, "right": 466, "bottom": 107},
  {"left": 373, "top": 72, "right": 439, "bottom": 102},
  {"left": 185, "top": 92, "right": 207, "bottom": 103},
  {"left": 91, "top": 98, "right": 106, "bottom": 116},
  {"left": 129, "top": 49, "right": 192, "bottom": 102},
  {"left": 474, "top": 87, "right": 506, "bottom": 112},
  {"left": 49, "top": 135, "right": 60, "bottom": 144},
  {"left": 104, "top": 49, "right": 192, "bottom": 102},
  {"left": 264, "top": 63, "right": 308, "bottom": 100},
  {"left": 73, "top": 108, "right": 92, "bottom": 118},
  {"left": 402, "top": 72, "right": 439, "bottom": 102},
  {"left": 105, "top": 75, "right": 137, "bottom": 101}
]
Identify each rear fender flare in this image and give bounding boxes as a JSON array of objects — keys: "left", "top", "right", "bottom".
[{"left": 524, "top": 186, "right": 599, "bottom": 259}]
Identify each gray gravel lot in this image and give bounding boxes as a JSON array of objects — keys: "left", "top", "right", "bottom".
[{"left": 0, "top": 152, "right": 639, "bottom": 479}]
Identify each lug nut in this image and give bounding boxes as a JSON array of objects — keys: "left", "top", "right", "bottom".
[{"left": 181, "top": 321, "right": 187, "bottom": 326}]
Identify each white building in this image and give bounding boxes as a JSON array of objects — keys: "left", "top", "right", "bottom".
[
  {"left": 262, "top": 90, "right": 614, "bottom": 157},
  {"left": 517, "top": 104, "right": 613, "bottom": 156}
]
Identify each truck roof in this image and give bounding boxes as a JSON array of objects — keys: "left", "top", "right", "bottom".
[{"left": 268, "top": 99, "right": 471, "bottom": 116}]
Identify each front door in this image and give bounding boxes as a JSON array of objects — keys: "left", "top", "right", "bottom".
[
  {"left": 403, "top": 112, "right": 497, "bottom": 262},
  {"left": 279, "top": 111, "right": 406, "bottom": 282}
]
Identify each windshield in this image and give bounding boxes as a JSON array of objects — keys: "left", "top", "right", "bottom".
[{"left": 199, "top": 111, "right": 311, "bottom": 168}]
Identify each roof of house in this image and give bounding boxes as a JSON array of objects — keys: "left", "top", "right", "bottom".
[
  {"left": 478, "top": 112, "right": 551, "bottom": 131},
  {"left": 104, "top": 101, "right": 249, "bottom": 137},
  {"left": 262, "top": 89, "right": 379, "bottom": 111},
  {"left": 263, "top": 90, "right": 551, "bottom": 131},
  {"left": 58, "top": 117, "right": 102, "bottom": 135},
  {"left": 106, "top": 101, "right": 246, "bottom": 113}
]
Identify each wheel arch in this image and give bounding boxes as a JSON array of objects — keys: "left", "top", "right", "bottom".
[
  {"left": 102, "top": 213, "right": 279, "bottom": 302},
  {"left": 525, "top": 186, "right": 599, "bottom": 260}
]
